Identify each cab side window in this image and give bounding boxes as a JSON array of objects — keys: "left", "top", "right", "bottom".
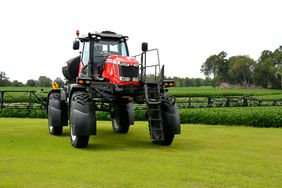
[{"left": 82, "top": 42, "right": 89, "bottom": 65}]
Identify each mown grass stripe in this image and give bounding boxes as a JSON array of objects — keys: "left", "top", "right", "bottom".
[{"left": 0, "top": 118, "right": 281, "bottom": 188}]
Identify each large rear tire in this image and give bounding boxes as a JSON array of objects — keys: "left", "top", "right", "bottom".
[
  {"left": 150, "top": 125, "right": 174, "bottom": 146},
  {"left": 69, "top": 91, "right": 95, "bottom": 148},
  {"left": 48, "top": 92, "right": 67, "bottom": 135},
  {"left": 49, "top": 126, "right": 63, "bottom": 135},
  {"left": 150, "top": 95, "right": 180, "bottom": 146},
  {"left": 70, "top": 125, "right": 89, "bottom": 148},
  {"left": 111, "top": 101, "right": 133, "bottom": 133}
]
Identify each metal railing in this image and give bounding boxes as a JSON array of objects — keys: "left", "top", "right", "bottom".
[
  {"left": 1, "top": 90, "right": 281, "bottom": 110},
  {"left": 0, "top": 90, "right": 47, "bottom": 109},
  {"left": 133, "top": 48, "right": 161, "bottom": 82},
  {"left": 176, "top": 96, "right": 282, "bottom": 108}
]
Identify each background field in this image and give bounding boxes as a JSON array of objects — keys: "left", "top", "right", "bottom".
[
  {"left": 168, "top": 87, "right": 282, "bottom": 98},
  {"left": 1, "top": 86, "right": 282, "bottom": 98},
  {"left": 1, "top": 87, "right": 282, "bottom": 127},
  {"left": 0, "top": 118, "right": 281, "bottom": 188}
]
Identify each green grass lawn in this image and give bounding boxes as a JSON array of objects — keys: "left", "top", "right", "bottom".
[{"left": 0, "top": 119, "right": 281, "bottom": 187}]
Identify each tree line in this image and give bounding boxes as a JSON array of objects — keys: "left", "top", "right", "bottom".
[
  {"left": 167, "top": 77, "right": 213, "bottom": 87},
  {"left": 0, "top": 71, "right": 211, "bottom": 88},
  {"left": 201, "top": 46, "right": 282, "bottom": 88},
  {"left": 0, "top": 72, "right": 63, "bottom": 87},
  {"left": 139, "top": 74, "right": 213, "bottom": 87},
  {"left": 2, "top": 44, "right": 282, "bottom": 89}
]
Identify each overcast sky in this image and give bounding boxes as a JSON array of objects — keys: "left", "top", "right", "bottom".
[{"left": 1, "top": 0, "right": 282, "bottom": 83}]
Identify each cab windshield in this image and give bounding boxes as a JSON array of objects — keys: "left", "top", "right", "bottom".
[
  {"left": 94, "top": 40, "right": 128, "bottom": 56},
  {"left": 93, "top": 40, "right": 128, "bottom": 65}
]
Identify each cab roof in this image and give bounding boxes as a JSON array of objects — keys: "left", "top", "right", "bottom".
[{"left": 78, "top": 31, "right": 128, "bottom": 42}]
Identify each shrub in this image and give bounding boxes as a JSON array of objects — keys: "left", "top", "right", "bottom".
[
  {"left": 179, "top": 107, "right": 282, "bottom": 127},
  {"left": 0, "top": 109, "right": 47, "bottom": 118},
  {"left": 1, "top": 107, "right": 281, "bottom": 127}
]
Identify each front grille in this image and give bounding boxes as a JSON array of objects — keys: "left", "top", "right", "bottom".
[{"left": 120, "top": 65, "right": 139, "bottom": 81}]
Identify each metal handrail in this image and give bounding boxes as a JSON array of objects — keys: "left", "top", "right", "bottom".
[{"left": 0, "top": 90, "right": 47, "bottom": 109}]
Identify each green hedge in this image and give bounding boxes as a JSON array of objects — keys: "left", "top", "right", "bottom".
[
  {"left": 94, "top": 111, "right": 146, "bottom": 121},
  {"left": 0, "top": 110, "right": 146, "bottom": 121},
  {"left": 0, "top": 109, "right": 47, "bottom": 118},
  {"left": 1, "top": 107, "right": 281, "bottom": 127},
  {"left": 179, "top": 107, "right": 282, "bottom": 127}
]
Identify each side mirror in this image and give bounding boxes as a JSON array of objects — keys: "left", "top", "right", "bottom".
[
  {"left": 73, "top": 40, "right": 80, "bottom": 50},
  {"left": 142, "top": 42, "right": 148, "bottom": 52}
]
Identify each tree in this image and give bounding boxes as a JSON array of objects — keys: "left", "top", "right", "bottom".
[
  {"left": 254, "top": 55, "right": 276, "bottom": 88},
  {"left": 200, "top": 55, "right": 219, "bottom": 78},
  {"left": 228, "top": 55, "right": 255, "bottom": 86},
  {"left": 273, "top": 46, "right": 282, "bottom": 88},
  {"left": 259, "top": 50, "right": 273, "bottom": 62},
  {"left": 26, "top": 79, "right": 37, "bottom": 87},
  {"left": 11, "top": 80, "right": 24, "bottom": 87},
  {"left": 254, "top": 48, "right": 282, "bottom": 89},
  {"left": 183, "top": 77, "right": 192, "bottom": 87},
  {"left": 216, "top": 51, "right": 229, "bottom": 83},
  {"left": 38, "top": 76, "right": 52, "bottom": 87},
  {"left": 201, "top": 51, "right": 229, "bottom": 86},
  {"left": 0, "top": 71, "right": 11, "bottom": 86}
]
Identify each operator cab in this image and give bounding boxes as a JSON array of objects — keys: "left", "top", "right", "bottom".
[
  {"left": 77, "top": 31, "right": 130, "bottom": 77},
  {"left": 93, "top": 39, "right": 128, "bottom": 74}
]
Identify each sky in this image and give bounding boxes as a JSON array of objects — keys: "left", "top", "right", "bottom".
[{"left": 0, "top": 0, "right": 282, "bottom": 83}]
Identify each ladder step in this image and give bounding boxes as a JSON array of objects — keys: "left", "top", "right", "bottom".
[
  {"left": 148, "top": 101, "right": 161, "bottom": 105},
  {"left": 148, "top": 109, "right": 160, "bottom": 111},
  {"left": 145, "top": 83, "right": 164, "bottom": 141},
  {"left": 151, "top": 129, "right": 163, "bottom": 132},
  {"left": 149, "top": 118, "right": 162, "bottom": 121}
]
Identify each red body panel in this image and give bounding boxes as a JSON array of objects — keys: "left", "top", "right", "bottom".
[{"left": 102, "top": 55, "right": 139, "bottom": 85}]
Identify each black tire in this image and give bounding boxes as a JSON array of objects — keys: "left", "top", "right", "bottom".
[
  {"left": 111, "top": 102, "right": 133, "bottom": 133},
  {"left": 70, "top": 124, "right": 89, "bottom": 148},
  {"left": 150, "top": 96, "right": 178, "bottom": 146},
  {"left": 69, "top": 91, "right": 95, "bottom": 148},
  {"left": 48, "top": 92, "right": 64, "bottom": 136},
  {"left": 49, "top": 126, "right": 63, "bottom": 135},
  {"left": 150, "top": 124, "right": 174, "bottom": 146}
]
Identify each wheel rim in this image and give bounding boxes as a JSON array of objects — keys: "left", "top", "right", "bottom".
[
  {"left": 112, "top": 110, "right": 120, "bottom": 130},
  {"left": 112, "top": 118, "right": 119, "bottom": 129},
  {"left": 49, "top": 125, "right": 54, "bottom": 133},
  {"left": 70, "top": 126, "right": 77, "bottom": 141}
]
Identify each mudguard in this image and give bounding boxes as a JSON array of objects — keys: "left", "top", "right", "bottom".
[
  {"left": 161, "top": 96, "right": 181, "bottom": 134},
  {"left": 46, "top": 89, "right": 59, "bottom": 111},
  {"left": 47, "top": 90, "right": 68, "bottom": 127},
  {"left": 69, "top": 84, "right": 86, "bottom": 102},
  {"left": 61, "top": 88, "right": 67, "bottom": 101},
  {"left": 70, "top": 93, "right": 96, "bottom": 136}
]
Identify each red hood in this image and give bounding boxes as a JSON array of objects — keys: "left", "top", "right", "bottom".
[
  {"left": 102, "top": 55, "right": 139, "bottom": 85},
  {"left": 106, "top": 55, "right": 139, "bottom": 65}
]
